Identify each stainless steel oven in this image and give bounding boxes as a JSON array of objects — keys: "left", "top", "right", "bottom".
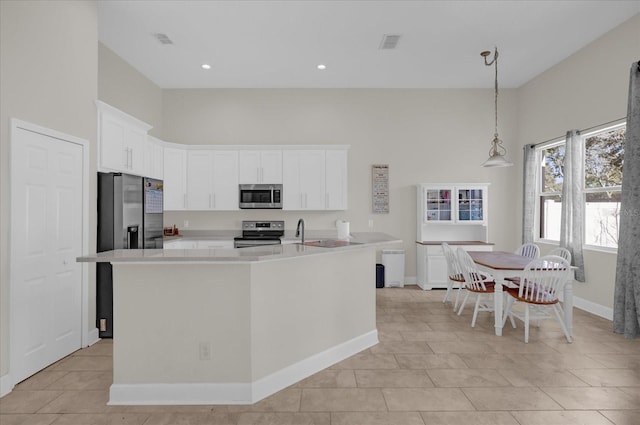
[
  {"left": 239, "top": 184, "right": 282, "bottom": 209},
  {"left": 234, "top": 220, "right": 284, "bottom": 248}
]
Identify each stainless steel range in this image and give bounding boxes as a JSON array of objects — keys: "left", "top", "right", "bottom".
[{"left": 234, "top": 220, "right": 284, "bottom": 248}]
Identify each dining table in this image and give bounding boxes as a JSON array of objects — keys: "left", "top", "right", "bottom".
[{"left": 467, "top": 250, "right": 574, "bottom": 337}]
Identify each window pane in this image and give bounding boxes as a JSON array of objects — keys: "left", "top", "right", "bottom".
[
  {"left": 585, "top": 127, "right": 624, "bottom": 189},
  {"left": 539, "top": 194, "right": 562, "bottom": 240},
  {"left": 585, "top": 191, "right": 621, "bottom": 248},
  {"left": 541, "top": 145, "right": 565, "bottom": 193}
]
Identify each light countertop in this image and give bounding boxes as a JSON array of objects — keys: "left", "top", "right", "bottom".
[{"left": 78, "top": 232, "right": 402, "bottom": 263}]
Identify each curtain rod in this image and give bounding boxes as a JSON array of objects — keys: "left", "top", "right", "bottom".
[{"left": 526, "top": 116, "right": 627, "bottom": 149}]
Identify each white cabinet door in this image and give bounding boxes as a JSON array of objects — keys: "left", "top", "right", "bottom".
[
  {"left": 211, "top": 150, "right": 239, "bottom": 210},
  {"left": 145, "top": 136, "right": 164, "bottom": 180},
  {"left": 126, "top": 126, "right": 146, "bottom": 175},
  {"left": 283, "top": 150, "right": 325, "bottom": 210},
  {"left": 163, "top": 147, "right": 187, "bottom": 210},
  {"left": 187, "top": 150, "right": 239, "bottom": 210},
  {"left": 97, "top": 101, "right": 151, "bottom": 176},
  {"left": 196, "top": 240, "right": 234, "bottom": 249},
  {"left": 99, "top": 112, "right": 127, "bottom": 172},
  {"left": 325, "top": 149, "right": 347, "bottom": 210},
  {"left": 260, "top": 150, "right": 282, "bottom": 183},
  {"left": 238, "top": 150, "right": 282, "bottom": 183},
  {"left": 187, "top": 150, "right": 214, "bottom": 210}
]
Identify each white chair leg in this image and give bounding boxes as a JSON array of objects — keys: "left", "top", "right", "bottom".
[
  {"left": 443, "top": 280, "right": 453, "bottom": 304},
  {"left": 502, "top": 296, "right": 516, "bottom": 328},
  {"left": 457, "top": 291, "right": 470, "bottom": 316},
  {"left": 471, "top": 295, "right": 481, "bottom": 327},
  {"left": 453, "top": 283, "right": 464, "bottom": 311},
  {"left": 552, "top": 304, "right": 573, "bottom": 343}
]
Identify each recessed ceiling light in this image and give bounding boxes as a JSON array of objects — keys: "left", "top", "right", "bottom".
[
  {"left": 201, "top": 64, "right": 211, "bottom": 70},
  {"left": 317, "top": 64, "right": 326, "bottom": 70}
]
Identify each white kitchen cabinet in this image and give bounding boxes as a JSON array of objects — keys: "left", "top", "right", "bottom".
[
  {"left": 196, "top": 240, "right": 234, "bottom": 249},
  {"left": 96, "top": 100, "right": 152, "bottom": 176},
  {"left": 325, "top": 149, "right": 348, "bottom": 210},
  {"left": 163, "top": 239, "right": 197, "bottom": 249},
  {"left": 187, "top": 150, "right": 238, "bottom": 210},
  {"left": 283, "top": 150, "right": 326, "bottom": 210},
  {"left": 144, "top": 136, "right": 164, "bottom": 180},
  {"left": 163, "top": 147, "right": 187, "bottom": 210},
  {"left": 416, "top": 242, "right": 493, "bottom": 290},
  {"left": 238, "top": 150, "right": 282, "bottom": 184}
]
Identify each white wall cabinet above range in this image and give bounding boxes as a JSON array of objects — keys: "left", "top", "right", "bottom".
[
  {"left": 96, "top": 100, "right": 153, "bottom": 176},
  {"left": 186, "top": 149, "right": 238, "bottom": 210},
  {"left": 238, "top": 150, "right": 282, "bottom": 184}
]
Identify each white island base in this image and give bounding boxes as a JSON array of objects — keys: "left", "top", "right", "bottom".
[{"left": 109, "top": 247, "right": 378, "bottom": 405}]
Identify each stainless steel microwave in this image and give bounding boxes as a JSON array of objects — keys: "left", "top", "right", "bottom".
[{"left": 239, "top": 184, "right": 283, "bottom": 209}]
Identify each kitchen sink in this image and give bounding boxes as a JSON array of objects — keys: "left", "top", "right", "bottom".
[{"left": 302, "top": 239, "right": 362, "bottom": 248}]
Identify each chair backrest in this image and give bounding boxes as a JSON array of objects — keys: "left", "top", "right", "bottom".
[
  {"left": 515, "top": 243, "right": 540, "bottom": 259},
  {"left": 457, "top": 248, "right": 492, "bottom": 291},
  {"left": 442, "top": 243, "right": 463, "bottom": 280},
  {"left": 518, "top": 255, "right": 571, "bottom": 303},
  {"left": 549, "top": 247, "right": 572, "bottom": 264}
]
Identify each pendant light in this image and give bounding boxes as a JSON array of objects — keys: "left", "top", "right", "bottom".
[{"left": 481, "top": 47, "right": 513, "bottom": 167}]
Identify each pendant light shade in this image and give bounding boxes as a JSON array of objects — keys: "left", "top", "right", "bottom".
[{"left": 481, "top": 47, "right": 513, "bottom": 168}]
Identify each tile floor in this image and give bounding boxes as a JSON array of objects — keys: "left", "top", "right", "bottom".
[{"left": 2, "top": 286, "right": 640, "bottom": 424}]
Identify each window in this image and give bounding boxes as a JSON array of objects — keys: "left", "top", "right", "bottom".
[{"left": 535, "top": 123, "right": 625, "bottom": 249}]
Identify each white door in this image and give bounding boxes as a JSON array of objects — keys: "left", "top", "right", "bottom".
[{"left": 11, "top": 124, "right": 84, "bottom": 384}]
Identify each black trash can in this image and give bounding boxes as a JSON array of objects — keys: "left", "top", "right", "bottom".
[{"left": 376, "top": 264, "right": 385, "bottom": 288}]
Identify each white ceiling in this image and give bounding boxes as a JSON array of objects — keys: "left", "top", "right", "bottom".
[{"left": 98, "top": 0, "right": 640, "bottom": 89}]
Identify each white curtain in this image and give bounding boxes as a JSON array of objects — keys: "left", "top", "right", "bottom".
[
  {"left": 559, "top": 129, "right": 585, "bottom": 282},
  {"left": 522, "top": 145, "right": 537, "bottom": 244},
  {"left": 614, "top": 62, "right": 640, "bottom": 338}
]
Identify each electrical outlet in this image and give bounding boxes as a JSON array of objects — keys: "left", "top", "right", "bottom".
[
  {"left": 184, "top": 220, "right": 189, "bottom": 228},
  {"left": 368, "top": 219, "right": 374, "bottom": 229},
  {"left": 199, "top": 342, "right": 211, "bottom": 360}
]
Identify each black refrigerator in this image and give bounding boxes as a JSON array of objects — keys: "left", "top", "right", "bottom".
[{"left": 96, "top": 172, "right": 163, "bottom": 338}]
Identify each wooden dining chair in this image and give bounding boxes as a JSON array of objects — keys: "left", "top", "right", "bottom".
[
  {"left": 501, "top": 255, "right": 572, "bottom": 343},
  {"left": 514, "top": 243, "right": 540, "bottom": 259},
  {"left": 456, "top": 248, "right": 498, "bottom": 327},
  {"left": 442, "top": 243, "right": 466, "bottom": 311}
]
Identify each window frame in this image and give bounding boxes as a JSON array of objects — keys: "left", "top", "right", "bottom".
[{"left": 533, "top": 122, "right": 626, "bottom": 253}]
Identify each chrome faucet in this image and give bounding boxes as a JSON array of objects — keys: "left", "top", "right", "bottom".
[{"left": 295, "top": 218, "right": 305, "bottom": 245}]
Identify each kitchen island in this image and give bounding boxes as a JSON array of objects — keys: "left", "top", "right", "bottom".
[{"left": 78, "top": 233, "right": 401, "bottom": 405}]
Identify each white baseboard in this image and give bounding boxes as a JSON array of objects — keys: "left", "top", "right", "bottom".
[
  {"left": 573, "top": 296, "right": 613, "bottom": 321},
  {"left": 85, "top": 328, "right": 100, "bottom": 348},
  {"left": 0, "top": 373, "right": 14, "bottom": 398},
  {"left": 109, "top": 329, "right": 378, "bottom": 405}
]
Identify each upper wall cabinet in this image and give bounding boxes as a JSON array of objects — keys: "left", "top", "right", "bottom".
[
  {"left": 238, "top": 150, "right": 282, "bottom": 184},
  {"left": 96, "top": 100, "right": 152, "bottom": 176},
  {"left": 145, "top": 136, "right": 164, "bottom": 180},
  {"left": 163, "top": 147, "right": 187, "bottom": 211},
  {"left": 186, "top": 149, "right": 238, "bottom": 211},
  {"left": 325, "top": 149, "right": 348, "bottom": 210},
  {"left": 416, "top": 183, "right": 489, "bottom": 242},
  {"left": 283, "top": 150, "right": 326, "bottom": 210}
]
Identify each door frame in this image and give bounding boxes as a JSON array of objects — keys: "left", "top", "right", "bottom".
[{"left": 9, "top": 118, "right": 93, "bottom": 388}]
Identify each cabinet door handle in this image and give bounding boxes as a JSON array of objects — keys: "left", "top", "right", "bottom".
[
  {"left": 183, "top": 194, "right": 187, "bottom": 209},
  {"left": 123, "top": 148, "right": 128, "bottom": 168},
  {"left": 209, "top": 194, "right": 212, "bottom": 209},
  {"left": 325, "top": 193, "right": 329, "bottom": 208},
  {"left": 129, "top": 148, "right": 133, "bottom": 169}
]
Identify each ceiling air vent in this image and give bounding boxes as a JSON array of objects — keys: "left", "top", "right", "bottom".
[
  {"left": 153, "top": 33, "right": 173, "bottom": 45},
  {"left": 379, "top": 34, "right": 401, "bottom": 50}
]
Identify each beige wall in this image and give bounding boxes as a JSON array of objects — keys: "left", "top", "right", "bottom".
[
  {"left": 516, "top": 14, "right": 640, "bottom": 311},
  {"left": 0, "top": 1, "right": 98, "bottom": 378},
  {"left": 98, "top": 43, "right": 164, "bottom": 136},
  {"left": 161, "top": 88, "right": 521, "bottom": 276}
]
